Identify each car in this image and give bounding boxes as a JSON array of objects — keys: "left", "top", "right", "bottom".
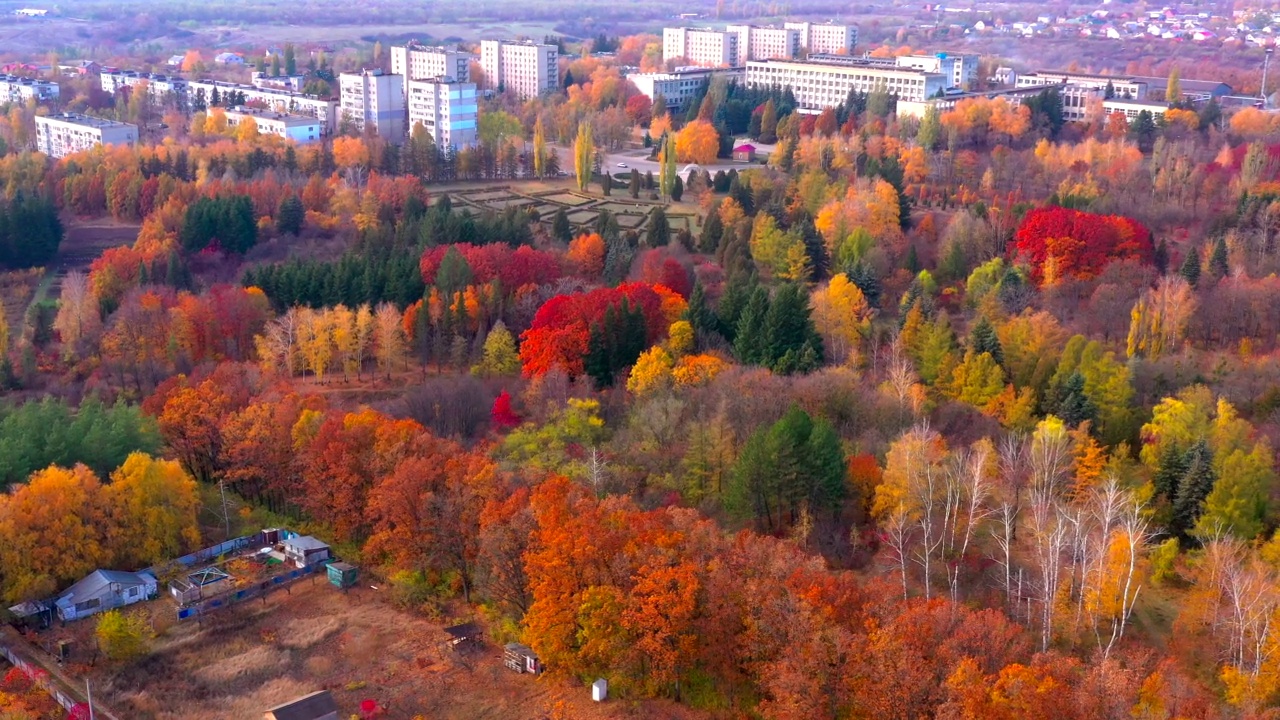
[{"left": 616, "top": 162, "right": 628, "bottom": 168}]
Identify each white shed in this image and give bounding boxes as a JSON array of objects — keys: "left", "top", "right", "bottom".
[
  {"left": 592, "top": 678, "right": 608, "bottom": 702},
  {"left": 55, "top": 569, "right": 157, "bottom": 621}
]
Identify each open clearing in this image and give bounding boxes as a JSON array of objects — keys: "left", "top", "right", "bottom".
[{"left": 52, "top": 580, "right": 696, "bottom": 720}]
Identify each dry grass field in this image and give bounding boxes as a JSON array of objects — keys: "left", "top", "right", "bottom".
[{"left": 48, "top": 580, "right": 699, "bottom": 720}]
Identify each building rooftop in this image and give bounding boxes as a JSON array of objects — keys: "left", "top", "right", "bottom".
[
  {"left": 41, "top": 112, "right": 133, "bottom": 129},
  {"left": 284, "top": 535, "right": 330, "bottom": 551},
  {"left": 56, "top": 569, "right": 154, "bottom": 607},
  {"left": 225, "top": 106, "right": 320, "bottom": 126},
  {"left": 265, "top": 690, "right": 339, "bottom": 720}
]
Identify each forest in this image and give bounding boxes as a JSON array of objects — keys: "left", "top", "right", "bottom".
[{"left": 7, "top": 32, "right": 1280, "bottom": 719}]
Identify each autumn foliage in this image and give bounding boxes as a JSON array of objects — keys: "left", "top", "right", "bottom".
[{"left": 1011, "top": 206, "right": 1155, "bottom": 285}]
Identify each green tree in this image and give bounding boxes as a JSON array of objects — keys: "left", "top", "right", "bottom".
[
  {"left": 434, "top": 246, "right": 473, "bottom": 296},
  {"left": 1172, "top": 440, "right": 1215, "bottom": 541},
  {"left": 763, "top": 283, "right": 823, "bottom": 375},
  {"left": 574, "top": 122, "right": 594, "bottom": 192},
  {"left": 733, "top": 286, "right": 769, "bottom": 365},
  {"left": 96, "top": 609, "right": 152, "bottom": 661},
  {"left": 968, "top": 316, "right": 1003, "bottom": 365},
  {"left": 917, "top": 103, "right": 941, "bottom": 150},
  {"left": 584, "top": 300, "right": 648, "bottom": 389},
  {"left": 283, "top": 43, "right": 296, "bottom": 76},
  {"left": 1179, "top": 247, "right": 1201, "bottom": 287},
  {"left": 699, "top": 207, "right": 723, "bottom": 253},
  {"left": 1165, "top": 66, "right": 1181, "bottom": 103},
  {"left": 275, "top": 195, "right": 304, "bottom": 236},
  {"left": 726, "top": 405, "right": 846, "bottom": 531},
  {"left": 1209, "top": 237, "right": 1229, "bottom": 277},
  {"left": 646, "top": 207, "right": 670, "bottom": 247},
  {"left": 758, "top": 99, "right": 779, "bottom": 143},
  {"left": 1196, "top": 439, "right": 1273, "bottom": 540},
  {"left": 552, "top": 208, "right": 573, "bottom": 242}
]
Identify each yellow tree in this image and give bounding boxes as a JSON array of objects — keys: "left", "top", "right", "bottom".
[
  {"left": 810, "top": 273, "right": 872, "bottom": 365},
  {"left": 674, "top": 119, "right": 719, "bottom": 164},
  {"left": 329, "top": 303, "right": 357, "bottom": 379},
  {"left": 333, "top": 136, "right": 370, "bottom": 169},
  {"left": 573, "top": 121, "right": 594, "bottom": 192},
  {"left": 203, "top": 107, "right": 227, "bottom": 135},
  {"left": 105, "top": 452, "right": 201, "bottom": 568},
  {"left": 353, "top": 303, "right": 375, "bottom": 379},
  {"left": 297, "top": 307, "right": 335, "bottom": 382},
  {"left": 234, "top": 115, "right": 259, "bottom": 143},
  {"left": 626, "top": 346, "right": 674, "bottom": 396},
  {"left": 372, "top": 302, "right": 407, "bottom": 379},
  {"left": 53, "top": 270, "right": 101, "bottom": 357},
  {"left": 533, "top": 116, "right": 548, "bottom": 178},
  {"left": 96, "top": 609, "right": 153, "bottom": 661},
  {"left": 747, "top": 213, "right": 805, "bottom": 280},
  {"left": 0, "top": 464, "right": 109, "bottom": 602}
]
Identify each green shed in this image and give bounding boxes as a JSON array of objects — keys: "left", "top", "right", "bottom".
[{"left": 327, "top": 562, "right": 358, "bottom": 589}]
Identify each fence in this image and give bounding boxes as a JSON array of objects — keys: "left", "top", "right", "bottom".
[
  {"left": 146, "top": 530, "right": 273, "bottom": 576},
  {"left": 176, "top": 563, "right": 321, "bottom": 622},
  {"left": 0, "top": 626, "right": 118, "bottom": 720}
]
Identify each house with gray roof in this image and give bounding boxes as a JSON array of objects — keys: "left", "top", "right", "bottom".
[{"left": 55, "top": 569, "right": 157, "bottom": 621}]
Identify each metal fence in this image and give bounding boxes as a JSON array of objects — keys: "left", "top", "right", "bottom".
[
  {"left": 175, "top": 563, "right": 321, "bottom": 622},
  {"left": 146, "top": 531, "right": 269, "bottom": 576},
  {"left": 0, "top": 627, "right": 113, "bottom": 719}
]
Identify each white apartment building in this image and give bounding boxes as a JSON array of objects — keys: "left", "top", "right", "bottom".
[
  {"left": 339, "top": 69, "right": 406, "bottom": 140},
  {"left": 745, "top": 57, "right": 947, "bottom": 109},
  {"left": 480, "top": 40, "right": 559, "bottom": 99},
  {"left": 407, "top": 78, "right": 478, "bottom": 150},
  {"left": 0, "top": 74, "right": 59, "bottom": 103},
  {"left": 389, "top": 43, "right": 473, "bottom": 95},
  {"left": 100, "top": 70, "right": 188, "bottom": 106},
  {"left": 1102, "top": 97, "right": 1168, "bottom": 123},
  {"left": 784, "top": 22, "right": 858, "bottom": 55},
  {"left": 662, "top": 28, "right": 740, "bottom": 67},
  {"left": 223, "top": 106, "right": 322, "bottom": 144},
  {"left": 894, "top": 53, "right": 978, "bottom": 90},
  {"left": 187, "top": 80, "right": 339, "bottom": 134},
  {"left": 629, "top": 67, "right": 744, "bottom": 112},
  {"left": 35, "top": 113, "right": 136, "bottom": 158},
  {"left": 1016, "top": 71, "right": 1147, "bottom": 99},
  {"left": 728, "top": 24, "right": 800, "bottom": 62}
]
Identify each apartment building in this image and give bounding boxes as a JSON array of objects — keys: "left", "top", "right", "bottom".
[
  {"left": 480, "top": 40, "right": 558, "bottom": 99},
  {"left": 784, "top": 22, "right": 858, "bottom": 55},
  {"left": 406, "top": 77, "right": 478, "bottom": 150},
  {"left": 629, "top": 67, "right": 744, "bottom": 112},
  {"left": 389, "top": 43, "right": 473, "bottom": 95},
  {"left": 894, "top": 53, "right": 978, "bottom": 90},
  {"left": 187, "top": 80, "right": 338, "bottom": 134},
  {"left": 728, "top": 24, "right": 800, "bottom": 62},
  {"left": 1016, "top": 70, "right": 1147, "bottom": 99},
  {"left": 745, "top": 56, "right": 947, "bottom": 109},
  {"left": 1102, "top": 97, "right": 1169, "bottom": 122},
  {"left": 0, "top": 74, "right": 59, "bottom": 103},
  {"left": 223, "top": 106, "right": 322, "bottom": 144},
  {"left": 662, "top": 28, "right": 740, "bottom": 67},
  {"left": 339, "top": 69, "right": 406, "bottom": 140},
  {"left": 35, "top": 113, "right": 136, "bottom": 158},
  {"left": 100, "top": 70, "right": 187, "bottom": 105}
]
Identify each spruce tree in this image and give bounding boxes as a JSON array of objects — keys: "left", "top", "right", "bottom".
[
  {"left": 1210, "top": 237, "right": 1229, "bottom": 277},
  {"left": 1153, "top": 442, "right": 1189, "bottom": 503},
  {"left": 968, "top": 316, "right": 1004, "bottom": 365},
  {"left": 1173, "top": 440, "right": 1216, "bottom": 541},
  {"left": 1055, "top": 371, "right": 1097, "bottom": 429},
  {"left": 1179, "top": 247, "right": 1201, "bottom": 287},
  {"left": 646, "top": 207, "right": 670, "bottom": 247},
  {"left": 552, "top": 208, "right": 572, "bottom": 242},
  {"left": 733, "top": 286, "right": 769, "bottom": 365},
  {"left": 699, "top": 208, "right": 723, "bottom": 254}
]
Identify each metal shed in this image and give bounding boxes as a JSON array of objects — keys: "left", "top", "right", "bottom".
[
  {"left": 326, "top": 562, "right": 357, "bottom": 589},
  {"left": 504, "top": 643, "right": 541, "bottom": 674}
]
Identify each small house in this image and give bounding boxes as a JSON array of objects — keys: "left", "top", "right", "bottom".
[
  {"left": 214, "top": 52, "right": 245, "bottom": 65},
  {"left": 263, "top": 690, "right": 339, "bottom": 720},
  {"left": 444, "top": 622, "right": 480, "bottom": 650},
  {"left": 282, "top": 536, "right": 330, "bottom": 568},
  {"left": 55, "top": 570, "right": 157, "bottom": 621},
  {"left": 326, "top": 562, "right": 358, "bottom": 589},
  {"left": 732, "top": 143, "right": 757, "bottom": 162},
  {"left": 504, "top": 643, "right": 542, "bottom": 674}
]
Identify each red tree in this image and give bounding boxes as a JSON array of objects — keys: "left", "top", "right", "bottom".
[{"left": 1011, "top": 206, "right": 1154, "bottom": 284}]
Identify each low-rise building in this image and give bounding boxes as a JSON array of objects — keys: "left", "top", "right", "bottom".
[
  {"left": 1016, "top": 70, "right": 1147, "bottom": 99},
  {"left": 897, "top": 83, "right": 1072, "bottom": 119},
  {"left": 407, "top": 77, "right": 478, "bottom": 150},
  {"left": 35, "top": 112, "right": 136, "bottom": 158},
  {"left": 894, "top": 53, "right": 979, "bottom": 90},
  {"left": 188, "top": 80, "right": 338, "bottom": 134},
  {"left": 745, "top": 56, "right": 946, "bottom": 110},
  {"left": 0, "top": 74, "right": 59, "bottom": 103},
  {"left": 628, "top": 66, "right": 744, "bottom": 112},
  {"left": 251, "top": 72, "right": 308, "bottom": 92},
  {"left": 480, "top": 40, "right": 559, "bottom": 99},
  {"left": 1102, "top": 97, "right": 1169, "bottom": 122},
  {"left": 784, "top": 22, "right": 858, "bottom": 55},
  {"left": 214, "top": 52, "right": 245, "bottom": 65},
  {"left": 54, "top": 569, "right": 157, "bottom": 622},
  {"left": 223, "top": 106, "right": 322, "bottom": 144},
  {"left": 339, "top": 68, "right": 406, "bottom": 140}
]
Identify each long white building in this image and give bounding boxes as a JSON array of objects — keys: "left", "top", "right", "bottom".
[
  {"left": 407, "top": 77, "right": 478, "bottom": 150},
  {"left": 339, "top": 69, "right": 405, "bottom": 140},
  {"left": 629, "top": 67, "right": 744, "bottom": 113},
  {"left": 223, "top": 106, "right": 322, "bottom": 144},
  {"left": 662, "top": 28, "right": 740, "bottom": 67},
  {"left": 187, "top": 80, "right": 338, "bottom": 134},
  {"left": 894, "top": 53, "right": 978, "bottom": 90},
  {"left": 784, "top": 22, "right": 858, "bottom": 55},
  {"left": 480, "top": 40, "right": 558, "bottom": 99},
  {"left": 745, "top": 56, "right": 947, "bottom": 109},
  {"left": 389, "top": 43, "right": 473, "bottom": 95},
  {"left": 0, "top": 74, "right": 59, "bottom": 103},
  {"left": 1015, "top": 70, "right": 1147, "bottom": 99},
  {"left": 100, "top": 70, "right": 188, "bottom": 106},
  {"left": 35, "top": 113, "right": 136, "bottom": 158}
]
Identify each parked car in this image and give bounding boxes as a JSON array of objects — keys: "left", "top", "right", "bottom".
[{"left": 616, "top": 162, "right": 628, "bottom": 168}]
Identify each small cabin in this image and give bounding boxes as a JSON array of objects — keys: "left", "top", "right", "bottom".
[
  {"left": 282, "top": 536, "right": 330, "bottom": 568},
  {"left": 732, "top": 143, "right": 757, "bottom": 162},
  {"left": 326, "top": 562, "right": 358, "bottom": 589},
  {"left": 55, "top": 570, "right": 157, "bottom": 621},
  {"left": 444, "top": 622, "right": 480, "bottom": 650},
  {"left": 504, "top": 643, "right": 541, "bottom": 674}
]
